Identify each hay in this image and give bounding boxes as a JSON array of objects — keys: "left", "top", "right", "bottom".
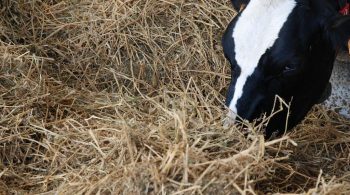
[{"left": 0, "top": 0, "right": 349, "bottom": 194}]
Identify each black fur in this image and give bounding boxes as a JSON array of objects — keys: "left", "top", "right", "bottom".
[{"left": 230, "top": 0, "right": 250, "bottom": 11}]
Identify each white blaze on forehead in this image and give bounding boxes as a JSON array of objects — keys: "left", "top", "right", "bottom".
[{"left": 228, "top": 0, "right": 296, "bottom": 115}]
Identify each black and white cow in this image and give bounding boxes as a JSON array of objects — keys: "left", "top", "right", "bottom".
[{"left": 222, "top": 0, "right": 350, "bottom": 137}]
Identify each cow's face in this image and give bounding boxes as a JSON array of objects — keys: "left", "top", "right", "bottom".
[{"left": 223, "top": 0, "right": 350, "bottom": 136}]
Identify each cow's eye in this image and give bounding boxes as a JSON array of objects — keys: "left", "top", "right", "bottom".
[
  {"left": 282, "top": 64, "right": 300, "bottom": 77},
  {"left": 283, "top": 64, "right": 297, "bottom": 73}
]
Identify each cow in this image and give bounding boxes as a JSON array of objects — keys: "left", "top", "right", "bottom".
[{"left": 222, "top": 0, "right": 350, "bottom": 137}]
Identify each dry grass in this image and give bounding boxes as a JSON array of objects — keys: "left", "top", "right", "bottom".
[{"left": 0, "top": 0, "right": 350, "bottom": 194}]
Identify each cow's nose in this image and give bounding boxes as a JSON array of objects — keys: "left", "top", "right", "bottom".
[{"left": 223, "top": 110, "right": 237, "bottom": 129}]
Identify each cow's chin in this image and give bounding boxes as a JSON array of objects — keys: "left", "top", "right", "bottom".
[{"left": 223, "top": 110, "right": 237, "bottom": 129}]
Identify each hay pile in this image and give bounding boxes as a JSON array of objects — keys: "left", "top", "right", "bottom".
[{"left": 1, "top": 0, "right": 350, "bottom": 194}]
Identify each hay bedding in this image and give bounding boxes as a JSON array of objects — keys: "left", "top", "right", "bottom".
[{"left": 0, "top": 0, "right": 349, "bottom": 194}]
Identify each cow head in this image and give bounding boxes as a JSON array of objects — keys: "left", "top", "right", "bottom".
[{"left": 222, "top": 0, "right": 350, "bottom": 137}]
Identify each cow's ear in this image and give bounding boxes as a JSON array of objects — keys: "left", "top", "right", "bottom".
[
  {"left": 230, "top": 0, "right": 249, "bottom": 11},
  {"left": 326, "top": 15, "right": 350, "bottom": 50}
]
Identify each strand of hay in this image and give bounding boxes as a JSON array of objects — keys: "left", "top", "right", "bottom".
[{"left": 1, "top": 0, "right": 350, "bottom": 194}]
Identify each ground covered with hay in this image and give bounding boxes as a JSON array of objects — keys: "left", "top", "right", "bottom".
[{"left": 1, "top": 0, "right": 350, "bottom": 194}]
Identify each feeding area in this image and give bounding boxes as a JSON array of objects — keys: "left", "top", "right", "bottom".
[{"left": 1, "top": 0, "right": 350, "bottom": 194}]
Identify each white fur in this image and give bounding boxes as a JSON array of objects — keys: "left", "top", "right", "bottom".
[{"left": 227, "top": 0, "right": 296, "bottom": 120}]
